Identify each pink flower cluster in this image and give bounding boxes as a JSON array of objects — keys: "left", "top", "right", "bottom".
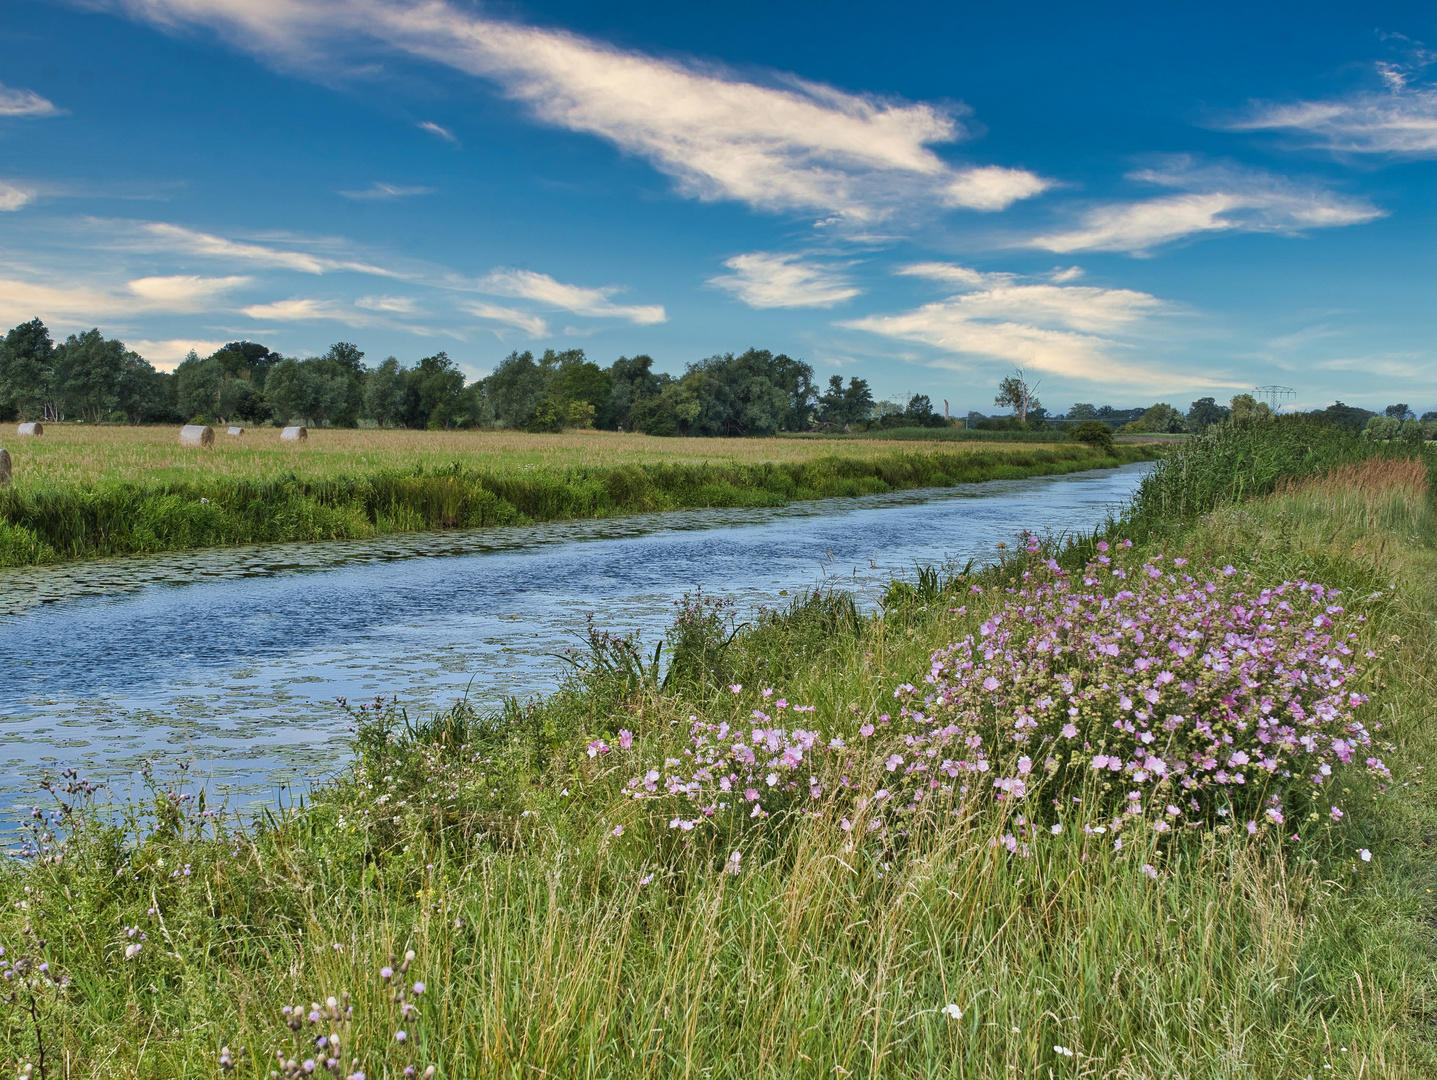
[
  {"left": 622, "top": 541, "right": 1383, "bottom": 841},
  {"left": 909, "top": 540, "right": 1384, "bottom": 824}
]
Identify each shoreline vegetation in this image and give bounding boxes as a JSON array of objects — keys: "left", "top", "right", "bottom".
[
  {"left": 0, "top": 427, "right": 1158, "bottom": 566},
  {"left": 3, "top": 415, "right": 1436, "bottom": 1076}
]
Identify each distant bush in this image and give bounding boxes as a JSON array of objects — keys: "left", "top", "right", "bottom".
[{"left": 1069, "top": 420, "right": 1115, "bottom": 455}]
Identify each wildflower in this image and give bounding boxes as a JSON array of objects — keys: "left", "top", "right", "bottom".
[
  {"left": 1246, "top": 820, "right": 1258, "bottom": 835},
  {"left": 380, "top": 966, "right": 394, "bottom": 980},
  {"left": 942, "top": 1003, "right": 963, "bottom": 1020},
  {"left": 638, "top": 873, "right": 654, "bottom": 886},
  {"left": 1054, "top": 1045, "right": 1075, "bottom": 1057},
  {"left": 618, "top": 729, "right": 633, "bottom": 750},
  {"left": 413, "top": 981, "right": 425, "bottom": 995},
  {"left": 1265, "top": 807, "right": 1284, "bottom": 826},
  {"left": 1050, "top": 824, "right": 1062, "bottom": 835},
  {"left": 727, "top": 850, "right": 742, "bottom": 875},
  {"left": 1330, "top": 806, "right": 1345, "bottom": 821},
  {"left": 124, "top": 943, "right": 141, "bottom": 960},
  {"left": 1359, "top": 849, "right": 1372, "bottom": 862},
  {"left": 395, "top": 1030, "right": 407, "bottom": 1043},
  {"left": 728, "top": 684, "right": 742, "bottom": 694},
  {"left": 611, "top": 825, "right": 625, "bottom": 837},
  {"left": 1140, "top": 863, "right": 1157, "bottom": 879},
  {"left": 860, "top": 723, "right": 875, "bottom": 737}
]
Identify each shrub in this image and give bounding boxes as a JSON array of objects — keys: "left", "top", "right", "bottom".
[{"left": 1069, "top": 420, "right": 1115, "bottom": 454}]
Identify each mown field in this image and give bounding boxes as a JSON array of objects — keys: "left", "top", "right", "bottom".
[
  {"left": 1, "top": 425, "right": 1082, "bottom": 487},
  {"left": 0, "top": 425, "right": 1157, "bottom": 566},
  {"left": 2, "top": 418, "right": 1434, "bottom": 1078}
]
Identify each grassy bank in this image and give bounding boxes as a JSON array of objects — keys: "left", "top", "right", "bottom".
[
  {"left": 0, "top": 433, "right": 1154, "bottom": 566},
  {"left": 2, "top": 427, "right": 1434, "bottom": 1078},
  {"left": 779, "top": 427, "right": 1076, "bottom": 443}
]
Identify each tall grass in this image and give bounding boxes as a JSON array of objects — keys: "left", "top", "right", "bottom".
[
  {"left": 1126, "top": 414, "right": 1426, "bottom": 528},
  {"left": 0, "top": 443, "right": 1153, "bottom": 566},
  {"left": 3, "top": 428, "right": 1435, "bottom": 1077}
]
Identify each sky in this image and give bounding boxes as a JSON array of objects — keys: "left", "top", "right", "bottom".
[{"left": 2, "top": 0, "right": 1436, "bottom": 414}]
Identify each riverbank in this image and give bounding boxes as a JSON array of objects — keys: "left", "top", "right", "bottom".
[
  {"left": 3, "top": 421, "right": 1434, "bottom": 1077},
  {"left": 0, "top": 430, "right": 1156, "bottom": 565}
]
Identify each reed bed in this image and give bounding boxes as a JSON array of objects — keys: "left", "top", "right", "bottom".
[{"left": 2, "top": 427, "right": 1435, "bottom": 1078}]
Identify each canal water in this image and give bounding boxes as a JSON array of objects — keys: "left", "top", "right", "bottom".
[{"left": 0, "top": 462, "right": 1150, "bottom": 812}]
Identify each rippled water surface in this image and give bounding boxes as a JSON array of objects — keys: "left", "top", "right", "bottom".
[{"left": 0, "top": 463, "right": 1149, "bottom": 811}]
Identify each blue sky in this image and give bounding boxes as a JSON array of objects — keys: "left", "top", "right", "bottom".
[{"left": 2, "top": 0, "right": 1435, "bottom": 414}]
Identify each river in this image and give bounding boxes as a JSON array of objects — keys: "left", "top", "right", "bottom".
[{"left": 0, "top": 462, "right": 1149, "bottom": 813}]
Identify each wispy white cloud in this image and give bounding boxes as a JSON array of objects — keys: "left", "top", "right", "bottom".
[
  {"left": 0, "top": 274, "right": 248, "bottom": 328},
  {"left": 841, "top": 263, "right": 1201, "bottom": 389},
  {"left": 477, "top": 268, "right": 666, "bottom": 324},
  {"left": 1027, "top": 158, "right": 1381, "bottom": 254},
  {"left": 355, "top": 294, "right": 420, "bottom": 313},
  {"left": 708, "top": 252, "right": 859, "bottom": 309},
  {"left": 0, "top": 82, "right": 62, "bottom": 117},
  {"left": 338, "top": 181, "right": 435, "bottom": 200},
  {"left": 416, "top": 119, "right": 457, "bottom": 143},
  {"left": 237, "top": 296, "right": 426, "bottom": 331},
  {"left": 106, "top": 0, "right": 1048, "bottom": 224},
  {"left": 128, "top": 338, "right": 230, "bottom": 370},
  {"left": 462, "top": 301, "right": 549, "bottom": 338},
  {"left": 1227, "top": 46, "right": 1437, "bottom": 155},
  {"left": 0, "top": 183, "right": 33, "bottom": 211},
  {"left": 132, "top": 221, "right": 400, "bottom": 276}
]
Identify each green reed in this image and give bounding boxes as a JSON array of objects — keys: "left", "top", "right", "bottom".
[{"left": 0, "top": 443, "right": 1151, "bottom": 566}]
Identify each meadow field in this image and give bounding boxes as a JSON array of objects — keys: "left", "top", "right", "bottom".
[
  {"left": 1, "top": 425, "right": 1082, "bottom": 487},
  {"left": 0, "top": 425, "right": 1157, "bottom": 566},
  {"left": 3, "top": 419, "right": 1434, "bottom": 1078}
]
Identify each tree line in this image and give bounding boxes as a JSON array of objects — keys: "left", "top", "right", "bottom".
[
  {"left": 2, "top": 318, "right": 1423, "bottom": 437},
  {"left": 0, "top": 318, "right": 939, "bottom": 435}
]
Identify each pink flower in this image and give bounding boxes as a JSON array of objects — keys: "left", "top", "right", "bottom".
[
  {"left": 1061, "top": 723, "right": 1078, "bottom": 739},
  {"left": 1140, "top": 863, "right": 1157, "bottom": 879},
  {"left": 860, "top": 724, "right": 875, "bottom": 737},
  {"left": 982, "top": 676, "right": 1000, "bottom": 692},
  {"left": 1330, "top": 806, "right": 1344, "bottom": 821},
  {"left": 618, "top": 729, "right": 633, "bottom": 750},
  {"left": 1358, "top": 848, "right": 1372, "bottom": 862}
]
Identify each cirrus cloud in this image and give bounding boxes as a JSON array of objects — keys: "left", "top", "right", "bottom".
[
  {"left": 476, "top": 267, "right": 665, "bottom": 325},
  {"left": 104, "top": 0, "right": 1048, "bottom": 225},
  {"left": 1027, "top": 158, "right": 1381, "bottom": 254},
  {"left": 708, "top": 252, "right": 860, "bottom": 309},
  {"left": 0, "top": 82, "right": 62, "bottom": 117},
  {"left": 841, "top": 262, "right": 1203, "bottom": 389}
]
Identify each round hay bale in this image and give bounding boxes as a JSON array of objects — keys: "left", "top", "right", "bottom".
[
  {"left": 0, "top": 448, "right": 11, "bottom": 487},
  {"left": 280, "top": 426, "right": 308, "bottom": 442},
  {"left": 179, "top": 424, "right": 215, "bottom": 448},
  {"left": 226, "top": 426, "right": 244, "bottom": 436},
  {"left": 17, "top": 422, "right": 42, "bottom": 436}
]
